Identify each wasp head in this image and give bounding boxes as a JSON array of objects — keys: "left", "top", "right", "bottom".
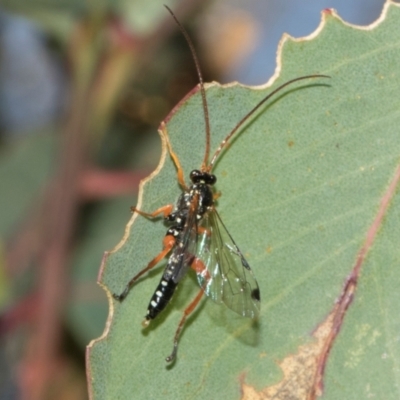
[{"left": 189, "top": 169, "right": 217, "bottom": 185}]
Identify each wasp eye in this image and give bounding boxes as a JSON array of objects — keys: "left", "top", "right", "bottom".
[
  {"left": 207, "top": 174, "right": 217, "bottom": 185},
  {"left": 190, "top": 169, "right": 202, "bottom": 183}
]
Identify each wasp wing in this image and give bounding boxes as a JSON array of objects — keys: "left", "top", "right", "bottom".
[
  {"left": 169, "top": 193, "right": 199, "bottom": 284},
  {"left": 196, "top": 209, "right": 260, "bottom": 318}
]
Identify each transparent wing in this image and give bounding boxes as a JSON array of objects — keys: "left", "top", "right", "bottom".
[{"left": 196, "top": 209, "right": 260, "bottom": 318}]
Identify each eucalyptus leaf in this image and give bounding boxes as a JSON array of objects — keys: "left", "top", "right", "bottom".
[{"left": 88, "top": 3, "right": 400, "bottom": 399}]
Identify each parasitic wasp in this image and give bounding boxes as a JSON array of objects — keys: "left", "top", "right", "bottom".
[{"left": 113, "top": 5, "right": 330, "bottom": 363}]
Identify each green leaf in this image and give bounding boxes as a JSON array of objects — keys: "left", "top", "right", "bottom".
[{"left": 88, "top": 3, "right": 400, "bottom": 399}]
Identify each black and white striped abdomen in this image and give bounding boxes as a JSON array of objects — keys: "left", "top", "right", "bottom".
[{"left": 145, "top": 275, "right": 177, "bottom": 321}]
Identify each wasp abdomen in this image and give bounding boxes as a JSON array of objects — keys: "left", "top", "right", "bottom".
[{"left": 145, "top": 277, "right": 178, "bottom": 322}]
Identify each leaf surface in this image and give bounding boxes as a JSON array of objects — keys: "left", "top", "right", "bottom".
[{"left": 88, "top": 3, "right": 400, "bottom": 399}]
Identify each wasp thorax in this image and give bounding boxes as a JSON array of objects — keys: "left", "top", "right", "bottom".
[{"left": 189, "top": 169, "right": 217, "bottom": 185}]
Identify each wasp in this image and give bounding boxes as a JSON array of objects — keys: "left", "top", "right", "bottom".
[{"left": 113, "top": 5, "right": 329, "bottom": 363}]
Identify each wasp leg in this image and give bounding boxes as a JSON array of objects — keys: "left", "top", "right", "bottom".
[
  {"left": 197, "top": 226, "right": 210, "bottom": 236},
  {"left": 213, "top": 191, "right": 221, "bottom": 200},
  {"left": 165, "top": 258, "right": 210, "bottom": 363},
  {"left": 160, "top": 122, "right": 188, "bottom": 191},
  {"left": 165, "top": 288, "right": 204, "bottom": 363},
  {"left": 130, "top": 204, "right": 174, "bottom": 219},
  {"left": 113, "top": 235, "right": 176, "bottom": 301}
]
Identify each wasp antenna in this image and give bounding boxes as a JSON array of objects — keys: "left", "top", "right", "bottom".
[
  {"left": 164, "top": 5, "right": 211, "bottom": 170},
  {"left": 208, "top": 74, "right": 330, "bottom": 170}
]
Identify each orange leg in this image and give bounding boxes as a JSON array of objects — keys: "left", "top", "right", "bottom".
[
  {"left": 213, "top": 191, "right": 221, "bottom": 200},
  {"left": 165, "top": 258, "right": 210, "bottom": 363},
  {"left": 131, "top": 204, "right": 174, "bottom": 219},
  {"left": 160, "top": 122, "right": 188, "bottom": 191},
  {"left": 113, "top": 235, "right": 176, "bottom": 301},
  {"left": 197, "top": 226, "right": 211, "bottom": 236},
  {"left": 165, "top": 288, "right": 204, "bottom": 363},
  {"left": 191, "top": 256, "right": 211, "bottom": 279}
]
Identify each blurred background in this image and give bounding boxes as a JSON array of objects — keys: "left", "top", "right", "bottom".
[{"left": 0, "top": 0, "right": 388, "bottom": 399}]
